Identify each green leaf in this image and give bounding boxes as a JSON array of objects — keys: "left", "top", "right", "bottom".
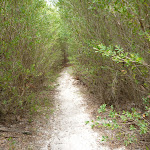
[
  {"left": 91, "top": 124, "right": 95, "bottom": 129},
  {"left": 129, "top": 125, "right": 136, "bottom": 130},
  {"left": 85, "top": 121, "right": 89, "bottom": 125},
  {"left": 101, "top": 136, "right": 108, "bottom": 142}
]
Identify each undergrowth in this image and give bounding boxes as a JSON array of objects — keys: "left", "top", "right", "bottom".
[{"left": 86, "top": 95, "right": 150, "bottom": 149}]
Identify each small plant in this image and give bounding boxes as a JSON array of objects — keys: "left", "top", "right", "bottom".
[
  {"left": 101, "top": 135, "right": 109, "bottom": 142},
  {"left": 86, "top": 96, "right": 150, "bottom": 147},
  {"left": 8, "top": 137, "right": 16, "bottom": 150},
  {"left": 98, "top": 104, "right": 107, "bottom": 113}
]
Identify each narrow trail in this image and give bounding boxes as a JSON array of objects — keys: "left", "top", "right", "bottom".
[{"left": 41, "top": 68, "right": 124, "bottom": 150}]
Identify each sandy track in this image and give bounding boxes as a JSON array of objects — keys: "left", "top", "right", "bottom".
[{"left": 41, "top": 68, "right": 113, "bottom": 150}]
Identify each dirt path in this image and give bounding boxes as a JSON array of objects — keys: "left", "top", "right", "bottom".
[
  {"left": 41, "top": 68, "right": 124, "bottom": 150},
  {"left": 0, "top": 67, "right": 126, "bottom": 150}
]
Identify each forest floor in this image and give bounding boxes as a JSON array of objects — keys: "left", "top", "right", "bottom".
[{"left": 0, "top": 67, "right": 131, "bottom": 150}]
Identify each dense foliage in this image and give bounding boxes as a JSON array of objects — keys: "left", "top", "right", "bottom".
[
  {"left": 58, "top": 0, "right": 150, "bottom": 108},
  {"left": 0, "top": 0, "right": 64, "bottom": 116}
]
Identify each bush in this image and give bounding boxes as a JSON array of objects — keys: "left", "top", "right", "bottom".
[{"left": 0, "top": 0, "right": 63, "bottom": 116}]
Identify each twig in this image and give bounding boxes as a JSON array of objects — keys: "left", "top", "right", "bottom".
[{"left": 0, "top": 128, "right": 32, "bottom": 135}]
